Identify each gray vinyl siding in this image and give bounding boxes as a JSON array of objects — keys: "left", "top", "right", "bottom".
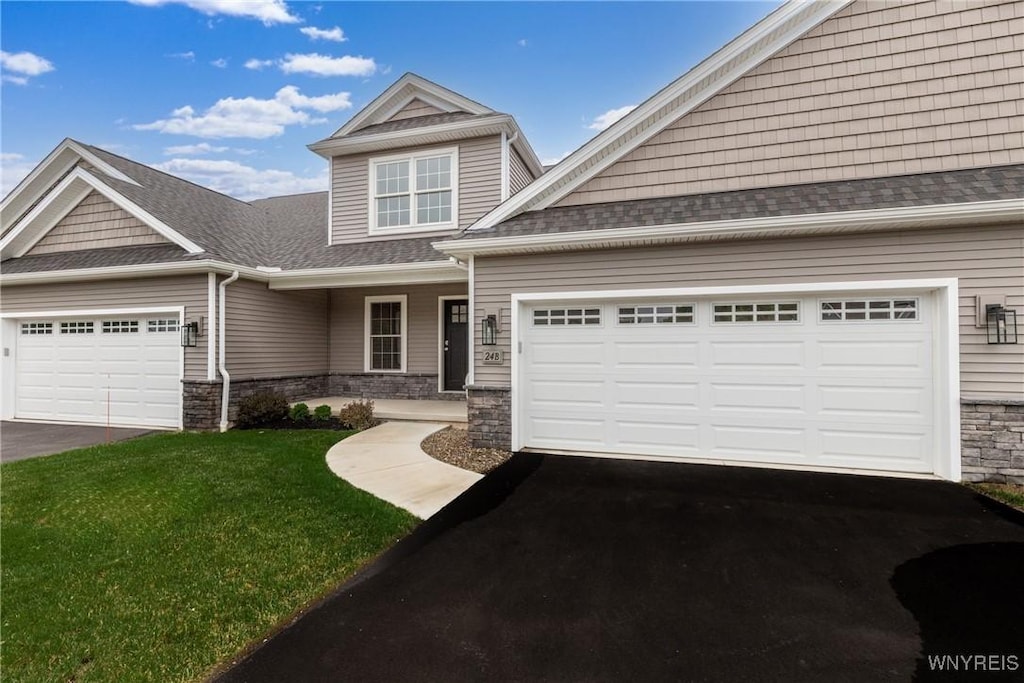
[
  {"left": 385, "top": 98, "right": 445, "bottom": 122},
  {"left": 223, "top": 278, "right": 329, "bottom": 379},
  {"left": 509, "top": 148, "right": 534, "bottom": 196},
  {"left": 329, "top": 282, "right": 468, "bottom": 374},
  {"left": 330, "top": 136, "right": 503, "bottom": 244},
  {"left": 0, "top": 275, "right": 209, "bottom": 379},
  {"left": 26, "top": 191, "right": 169, "bottom": 255},
  {"left": 560, "top": 0, "right": 1024, "bottom": 206},
  {"left": 473, "top": 224, "right": 1024, "bottom": 399}
]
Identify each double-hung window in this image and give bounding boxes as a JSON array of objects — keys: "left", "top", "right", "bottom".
[
  {"left": 365, "top": 295, "right": 408, "bottom": 372},
  {"left": 370, "top": 148, "right": 457, "bottom": 234}
]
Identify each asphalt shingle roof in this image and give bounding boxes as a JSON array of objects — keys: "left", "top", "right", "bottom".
[
  {"left": 1, "top": 244, "right": 205, "bottom": 274},
  {"left": 346, "top": 111, "right": 483, "bottom": 137},
  {"left": 459, "top": 165, "right": 1024, "bottom": 240}
]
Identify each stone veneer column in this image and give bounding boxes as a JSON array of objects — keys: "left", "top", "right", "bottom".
[
  {"left": 466, "top": 385, "right": 511, "bottom": 450},
  {"left": 961, "top": 399, "right": 1024, "bottom": 484}
]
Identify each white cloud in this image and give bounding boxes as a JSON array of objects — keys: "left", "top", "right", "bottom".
[
  {"left": 211, "top": 58, "right": 228, "bottom": 68},
  {"left": 128, "top": 0, "right": 299, "bottom": 25},
  {"left": 279, "top": 53, "right": 375, "bottom": 77},
  {"left": 244, "top": 58, "right": 274, "bottom": 70},
  {"left": 163, "top": 142, "right": 228, "bottom": 155},
  {"left": 587, "top": 104, "right": 637, "bottom": 131},
  {"left": 0, "top": 50, "right": 55, "bottom": 85},
  {"left": 134, "top": 85, "right": 352, "bottom": 139},
  {"left": 1, "top": 152, "right": 38, "bottom": 196},
  {"left": 541, "top": 151, "right": 572, "bottom": 167},
  {"left": 153, "top": 158, "right": 327, "bottom": 200},
  {"left": 300, "top": 26, "right": 346, "bottom": 42},
  {"left": 517, "top": 39, "right": 528, "bottom": 47},
  {"left": 168, "top": 50, "right": 196, "bottom": 61}
]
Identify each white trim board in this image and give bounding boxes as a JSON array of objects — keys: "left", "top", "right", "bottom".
[{"left": 509, "top": 278, "right": 960, "bottom": 481}]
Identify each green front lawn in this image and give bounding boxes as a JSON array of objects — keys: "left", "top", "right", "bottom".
[{"left": 1, "top": 430, "right": 418, "bottom": 682}]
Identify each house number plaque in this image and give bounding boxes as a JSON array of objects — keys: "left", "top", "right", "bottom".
[{"left": 482, "top": 350, "right": 504, "bottom": 365}]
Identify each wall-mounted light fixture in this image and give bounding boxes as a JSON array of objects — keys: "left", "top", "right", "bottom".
[
  {"left": 481, "top": 314, "right": 498, "bottom": 346},
  {"left": 181, "top": 321, "right": 199, "bottom": 347},
  {"left": 986, "top": 304, "right": 1018, "bottom": 344}
]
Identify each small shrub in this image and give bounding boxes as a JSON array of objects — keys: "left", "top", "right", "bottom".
[
  {"left": 313, "top": 405, "right": 333, "bottom": 422},
  {"left": 289, "top": 403, "right": 310, "bottom": 421},
  {"left": 235, "top": 390, "right": 289, "bottom": 428},
  {"left": 337, "top": 399, "right": 375, "bottom": 431}
]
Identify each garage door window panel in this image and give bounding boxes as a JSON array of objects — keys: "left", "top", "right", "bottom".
[
  {"left": 618, "top": 304, "right": 694, "bottom": 325},
  {"left": 147, "top": 319, "right": 180, "bottom": 333},
  {"left": 60, "top": 322, "right": 94, "bottom": 334},
  {"left": 821, "top": 299, "right": 919, "bottom": 322},
  {"left": 533, "top": 308, "right": 601, "bottom": 326},
  {"left": 21, "top": 322, "right": 53, "bottom": 335},
  {"left": 713, "top": 302, "right": 799, "bottom": 323},
  {"left": 102, "top": 320, "right": 139, "bottom": 334}
]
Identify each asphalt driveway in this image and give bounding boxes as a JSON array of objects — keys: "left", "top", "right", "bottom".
[
  {"left": 0, "top": 421, "right": 153, "bottom": 462},
  {"left": 216, "top": 454, "right": 1024, "bottom": 682}
]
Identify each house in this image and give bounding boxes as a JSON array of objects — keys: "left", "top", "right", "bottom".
[{"left": 2, "top": 0, "right": 1021, "bottom": 483}]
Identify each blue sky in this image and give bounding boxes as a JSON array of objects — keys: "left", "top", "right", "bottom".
[{"left": 2, "top": 1, "right": 779, "bottom": 200}]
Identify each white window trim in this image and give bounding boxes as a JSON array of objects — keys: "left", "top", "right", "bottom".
[
  {"left": 364, "top": 295, "right": 408, "bottom": 373},
  {"left": 367, "top": 147, "right": 459, "bottom": 236}
]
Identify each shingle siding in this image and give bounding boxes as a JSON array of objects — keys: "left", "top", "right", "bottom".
[
  {"left": 559, "top": 0, "right": 1024, "bottom": 206},
  {"left": 26, "top": 191, "right": 169, "bottom": 255}
]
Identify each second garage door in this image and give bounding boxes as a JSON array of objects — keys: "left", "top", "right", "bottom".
[
  {"left": 519, "top": 291, "right": 937, "bottom": 476},
  {"left": 15, "top": 315, "right": 182, "bottom": 428}
]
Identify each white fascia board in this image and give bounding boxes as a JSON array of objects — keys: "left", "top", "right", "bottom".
[
  {"left": 330, "top": 73, "right": 493, "bottom": 139},
  {"left": 309, "top": 115, "right": 514, "bottom": 158},
  {"left": 467, "top": 0, "right": 852, "bottom": 232},
  {"left": 508, "top": 124, "right": 545, "bottom": 178},
  {"left": 0, "top": 260, "right": 267, "bottom": 286},
  {"left": 2, "top": 167, "right": 205, "bottom": 257},
  {"left": 268, "top": 261, "right": 467, "bottom": 290},
  {"left": 435, "top": 199, "right": 1024, "bottom": 258}
]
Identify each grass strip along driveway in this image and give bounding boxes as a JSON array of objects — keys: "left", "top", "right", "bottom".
[{"left": 1, "top": 430, "right": 418, "bottom": 682}]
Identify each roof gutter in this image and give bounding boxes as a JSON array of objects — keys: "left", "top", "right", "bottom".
[
  {"left": 434, "top": 199, "right": 1024, "bottom": 258},
  {"left": 267, "top": 260, "right": 467, "bottom": 290},
  {"left": 0, "top": 259, "right": 270, "bottom": 286}
]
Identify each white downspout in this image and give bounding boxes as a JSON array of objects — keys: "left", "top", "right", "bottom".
[
  {"left": 218, "top": 270, "right": 240, "bottom": 432},
  {"left": 502, "top": 131, "right": 519, "bottom": 201}
]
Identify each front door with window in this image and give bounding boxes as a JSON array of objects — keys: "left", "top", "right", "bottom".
[{"left": 443, "top": 299, "right": 469, "bottom": 391}]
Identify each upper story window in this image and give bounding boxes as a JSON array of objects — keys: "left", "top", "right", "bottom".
[{"left": 369, "top": 148, "right": 458, "bottom": 234}]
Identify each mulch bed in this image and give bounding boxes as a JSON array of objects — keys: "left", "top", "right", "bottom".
[
  {"left": 420, "top": 427, "right": 512, "bottom": 474},
  {"left": 240, "top": 417, "right": 351, "bottom": 431}
]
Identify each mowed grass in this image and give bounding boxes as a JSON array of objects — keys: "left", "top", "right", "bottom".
[
  {"left": 1, "top": 430, "right": 418, "bottom": 682},
  {"left": 970, "top": 482, "right": 1024, "bottom": 512}
]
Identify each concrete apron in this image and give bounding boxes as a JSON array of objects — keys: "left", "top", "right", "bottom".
[{"left": 325, "top": 421, "right": 482, "bottom": 519}]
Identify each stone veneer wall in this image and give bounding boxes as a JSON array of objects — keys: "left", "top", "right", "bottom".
[
  {"left": 961, "top": 400, "right": 1024, "bottom": 484},
  {"left": 182, "top": 374, "right": 329, "bottom": 430},
  {"left": 328, "top": 373, "right": 465, "bottom": 401},
  {"left": 466, "top": 385, "right": 511, "bottom": 450}
]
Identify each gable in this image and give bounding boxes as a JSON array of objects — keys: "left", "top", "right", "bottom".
[
  {"left": 25, "top": 190, "right": 170, "bottom": 256},
  {"left": 558, "top": 0, "right": 1024, "bottom": 206},
  {"left": 385, "top": 98, "right": 447, "bottom": 122}
]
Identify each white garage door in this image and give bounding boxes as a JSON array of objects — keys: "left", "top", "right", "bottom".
[
  {"left": 519, "top": 292, "right": 937, "bottom": 475},
  {"left": 15, "top": 315, "right": 182, "bottom": 428}
]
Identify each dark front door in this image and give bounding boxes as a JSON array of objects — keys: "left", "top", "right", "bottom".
[{"left": 443, "top": 299, "right": 469, "bottom": 391}]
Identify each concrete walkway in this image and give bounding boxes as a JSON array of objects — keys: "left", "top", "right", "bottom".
[{"left": 326, "top": 421, "right": 482, "bottom": 518}]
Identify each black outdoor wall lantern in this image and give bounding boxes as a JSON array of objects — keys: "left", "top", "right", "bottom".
[
  {"left": 481, "top": 314, "right": 498, "bottom": 346},
  {"left": 181, "top": 321, "right": 200, "bottom": 347},
  {"left": 986, "top": 304, "right": 1018, "bottom": 344}
]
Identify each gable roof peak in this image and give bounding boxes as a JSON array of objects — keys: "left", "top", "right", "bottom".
[{"left": 328, "top": 72, "right": 494, "bottom": 139}]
